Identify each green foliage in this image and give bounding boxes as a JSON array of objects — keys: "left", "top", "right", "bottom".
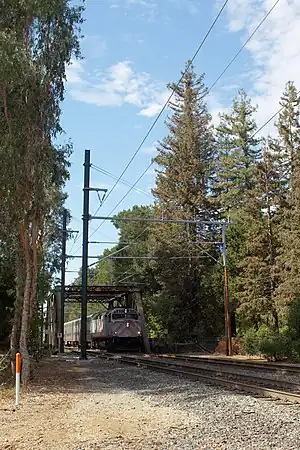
[
  {"left": 242, "top": 328, "right": 259, "bottom": 356},
  {"left": 0, "top": 0, "right": 85, "bottom": 381},
  {"left": 242, "top": 326, "right": 300, "bottom": 361},
  {"left": 213, "top": 89, "right": 260, "bottom": 213},
  {"left": 0, "top": 245, "right": 15, "bottom": 345},
  {"left": 287, "top": 297, "right": 300, "bottom": 339}
]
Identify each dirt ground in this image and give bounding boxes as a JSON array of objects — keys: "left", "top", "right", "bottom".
[
  {"left": 2, "top": 353, "right": 300, "bottom": 450},
  {"left": 0, "top": 354, "right": 192, "bottom": 450}
]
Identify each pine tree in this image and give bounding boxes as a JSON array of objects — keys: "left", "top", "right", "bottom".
[
  {"left": 275, "top": 82, "right": 300, "bottom": 316},
  {"left": 213, "top": 89, "right": 260, "bottom": 214},
  {"left": 276, "top": 81, "right": 300, "bottom": 193},
  {"left": 235, "top": 145, "right": 284, "bottom": 330},
  {"left": 153, "top": 62, "right": 214, "bottom": 220},
  {"left": 150, "top": 63, "right": 223, "bottom": 340}
]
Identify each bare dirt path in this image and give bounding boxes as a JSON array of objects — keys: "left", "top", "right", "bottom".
[{"left": 1, "top": 353, "right": 300, "bottom": 450}]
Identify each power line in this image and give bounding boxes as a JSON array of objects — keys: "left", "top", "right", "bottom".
[
  {"left": 208, "top": 0, "right": 281, "bottom": 92},
  {"left": 91, "top": 163, "right": 153, "bottom": 199},
  {"left": 251, "top": 102, "right": 287, "bottom": 138},
  {"left": 94, "top": 0, "right": 229, "bottom": 214},
  {"left": 70, "top": 0, "right": 281, "bottom": 275},
  {"left": 88, "top": 0, "right": 281, "bottom": 241}
]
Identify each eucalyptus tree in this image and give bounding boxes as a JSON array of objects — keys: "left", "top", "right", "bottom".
[{"left": 0, "top": 0, "right": 84, "bottom": 384}]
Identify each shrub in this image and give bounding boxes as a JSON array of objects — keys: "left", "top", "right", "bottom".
[
  {"left": 258, "top": 333, "right": 291, "bottom": 361},
  {"left": 242, "top": 328, "right": 259, "bottom": 356},
  {"left": 242, "top": 327, "right": 297, "bottom": 361}
]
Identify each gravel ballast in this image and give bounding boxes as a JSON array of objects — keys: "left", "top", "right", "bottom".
[{"left": 1, "top": 354, "right": 300, "bottom": 449}]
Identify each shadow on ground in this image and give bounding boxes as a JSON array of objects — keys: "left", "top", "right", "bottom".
[{"left": 26, "top": 352, "right": 257, "bottom": 410}]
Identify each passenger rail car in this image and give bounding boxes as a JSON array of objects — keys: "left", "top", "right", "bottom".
[{"left": 64, "top": 308, "right": 143, "bottom": 350}]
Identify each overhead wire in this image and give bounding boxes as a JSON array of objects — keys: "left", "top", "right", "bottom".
[
  {"left": 91, "top": 163, "right": 153, "bottom": 199},
  {"left": 208, "top": 0, "right": 281, "bottom": 92},
  {"left": 70, "top": 0, "right": 229, "bottom": 256},
  {"left": 71, "top": 0, "right": 282, "bottom": 276},
  {"left": 87, "top": 0, "right": 281, "bottom": 243},
  {"left": 87, "top": 0, "right": 230, "bottom": 243},
  {"left": 92, "top": 0, "right": 229, "bottom": 217}
]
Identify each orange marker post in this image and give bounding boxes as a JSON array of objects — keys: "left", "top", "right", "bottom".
[{"left": 15, "top": 352, "right": 21, "bottom": 407}]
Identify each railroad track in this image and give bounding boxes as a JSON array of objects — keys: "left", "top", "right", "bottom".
[
  {"left": 95, "top": 352, "right": 300, "bottom": 404},
  {"left": 164, "top": 354, "right": 300, "bottom": 374}
]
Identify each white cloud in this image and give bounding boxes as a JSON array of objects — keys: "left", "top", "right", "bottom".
[
  {"left": 145, "top": 167, "right": 156, "bottom": 177},
  {"left": 65, "top": 59, "right": 86, "bottom": 85},
  {"left": 142, "top": 143, "right": 158, "bottom": 154},
  {"left": 112, "top": 0, "right": 158, "bottom": 21},
  {"left": 71, "top": 89, "right": 123, "bottom": 107},
  {"left": 207, "top": 93, "right": 230, "bottom": 126},
  {"left": 67, "top": 60, "right": 168, "bottom": 117},
  {"left": 139, "top": 89, "right": 169, "bottom": 117},
  {"left": 219, "top": 0, "right": 300, "bottom": 135},
  {"left": 126, "top": 0, "right": 156, "bottom": 5}
]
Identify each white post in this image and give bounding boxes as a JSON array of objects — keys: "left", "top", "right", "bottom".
[{"left": 15, "top": 352, "right": 21, "bottom": 407}]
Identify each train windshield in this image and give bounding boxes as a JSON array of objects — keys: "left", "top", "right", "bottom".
[
  {"left": 112, "top": 311, "right": 125, "bottom": 320},
  {"left": 111, "top": 309, "right": 138, "bottom": 320},
  {"left": 126, "top": 312, "right": 138, "bottom": 320}
]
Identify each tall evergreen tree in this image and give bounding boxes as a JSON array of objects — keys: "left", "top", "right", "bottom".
[
  {"left": 150, "top": 63, "right": 223, "bottom": 340},
  {"left": 275, "top": 82, "right": 300, "bottom": 315},
  {"left": 235, "top": 146, "right": 284, "bottom": 330},
  {"left": 276, "top": 81, "right": 300, "bottom": 193},
  {"left": 213, "top": 89, "right": 260, "bottom": 214},
  {"left": 0, "top": 0, "right": 84, "bottom": 383}
]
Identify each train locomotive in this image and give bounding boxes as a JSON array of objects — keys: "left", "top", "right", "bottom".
[{"left": 64, "top": 307, "right": 143, "bottom": 351}]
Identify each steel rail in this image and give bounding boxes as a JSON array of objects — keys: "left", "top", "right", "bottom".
[
  {"left": 97, "top": 352, "right": 300, "bottom": 404},
  {"left": 154, "top": 354, "right": 300, "bottom": 374}
]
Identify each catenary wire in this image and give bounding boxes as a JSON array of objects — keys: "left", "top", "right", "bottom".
[
  {"left": 86, "top": 0, "right": 281, "bottom": 244},
  {"left": 71, "top": 0, "right": 229, "bottom": 255},
  {"left": 91, "top": 163, "right": 153, "bottom": 199},
  {"left": 71, "top": 0, "right": 282, "bottom": 270},
  {"left": 92, "top": 0, "right": 229, "bottom": 216}
]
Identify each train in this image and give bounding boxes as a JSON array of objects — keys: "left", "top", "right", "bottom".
[{"left": 64, "top": 307, "right": 143, "bottom": 351}]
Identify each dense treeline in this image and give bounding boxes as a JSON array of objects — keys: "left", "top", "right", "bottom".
[
  {"left": 89, "top": 64, "right": 300, "bottom": 359},
  {"left": 2, "top": 2, "right": 300, "bottom": 382},
  {"left": 0, "top": 0, "right": 84, "bottom": 384}
]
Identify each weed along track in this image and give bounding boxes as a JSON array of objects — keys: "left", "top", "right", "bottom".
[{"left": 97, "top": 352, "right": 300, "bottom": 404}]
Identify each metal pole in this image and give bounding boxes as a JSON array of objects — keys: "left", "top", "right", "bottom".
[
  {"left": 80, "top": 149, "right": 90, "bottom": 360},
  {"left": 60, "top": 209, "right": 67, "bottom": 353},
  {"left": 40, "top": 301, "right": 44, "bottom": 348},
  {"left": 44, "top": 297, "right": 49, "bottom": 346},
  {"left": 222, "top": 224, "right": 232, "bottom": 356},
  {"left": 109, "top": 256, "right": 113, "bottom": 286}
]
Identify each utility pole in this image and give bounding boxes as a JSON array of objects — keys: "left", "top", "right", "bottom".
[
  {"left": 59, "top": 209, "right": 68, "bottom": 353},
  {"left": 222, "top": 223, "right": 232, "bottom": 356},
  {"left": 80, "top": 149, "right": 91, "bottom": 360}
]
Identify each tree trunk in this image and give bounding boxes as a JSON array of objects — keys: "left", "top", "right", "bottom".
[
  {"left": 29, "top": 218, "right": 38, "bottom": 323},
  {"left": 10, "top": 251, "right": 24, "bottom": 376},
  {"left": 19, "top": 224, "right": 32, "bottom": 387}
]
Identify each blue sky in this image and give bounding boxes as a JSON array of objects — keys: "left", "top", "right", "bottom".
[{"left": 62, "top": 0, "right": 300, "bottom": 283}]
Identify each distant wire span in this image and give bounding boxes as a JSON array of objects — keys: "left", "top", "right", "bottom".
[
  {"left": 92, "top": 0, "right": 229, "bottom": 217},
  {"left": 88, "top": 0, "right": 281, "bottom": 242},
  {"left": 72, "top": 0, "right": 282, "bottom": 264},
  {"left": 87, "top": 0, "right": 229, "bottom": 242},
  {"left": 91, "top": 163, "right": 153, "bottom": 199},
  {"left": 208, "top": 0, "right": 281, "bottom": 92}
]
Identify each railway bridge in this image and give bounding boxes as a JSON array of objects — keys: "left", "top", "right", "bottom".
[{"left": 43, "top": 284, "right": 150, "bottom": 353}]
